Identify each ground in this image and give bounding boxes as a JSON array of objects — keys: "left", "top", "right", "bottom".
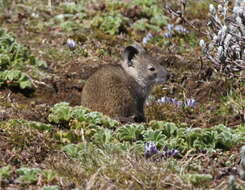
[{"left": 0, "top": 0, "right": 244, "bottom": 189}]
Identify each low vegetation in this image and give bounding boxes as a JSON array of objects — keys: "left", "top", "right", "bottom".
[{"left": 0, "top": 0, "right": 244, "bottom": 189}]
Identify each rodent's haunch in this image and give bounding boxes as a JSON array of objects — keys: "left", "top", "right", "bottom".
[{"left": 81, "top": 44, "right": 169, "bottom": 122}]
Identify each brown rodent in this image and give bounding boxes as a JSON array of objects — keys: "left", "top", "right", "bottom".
[{"left": 81, "top": 44, "right": 169, "bottom": 122}]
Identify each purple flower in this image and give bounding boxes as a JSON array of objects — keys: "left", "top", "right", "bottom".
[
  {"left": 144, "top": 142, "right": 158, "bottom": 158},
  {"left": 167, "top": 24, "right": 174, "bottom": 32},
  {"left": 163, "top": 32, "right": 173, "bottom": 38},
  {"left": 184, "top": 98, "right": 197, "bottom": 107},
  {"left": 157, "top": 97, "right": 167, "bottom": 103},
  {"left": 156, "top": 96, "right": 197, "bottom": 108},
  {"left": 170, "top": 98, "right": 178, "bottom": 105},
  {"left": 67, "top": 39, "right": 76, "bottom": 50},
  {"left": 142, "top": 33, "right": 153, "bottom": 44},
  {"left": 174, "top": 25, "right": 189, "bottom": 34},
  {"left": 157, "top": 97, "right": 182, "bottom": 106},
  {"left": 162, "top": 148, "right": 179, "bottom": 158}
]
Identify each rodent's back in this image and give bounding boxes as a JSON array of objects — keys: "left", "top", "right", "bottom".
[
  {"left": 81, "top": 64, "right": 144, "bottom": 119},
  {"left": 81, "top": 44, "right": 169, "bottom": 122}
]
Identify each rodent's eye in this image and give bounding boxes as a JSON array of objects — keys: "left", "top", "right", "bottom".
[{"left": 148, "top": 66, "right": 155, "bottom": 71}]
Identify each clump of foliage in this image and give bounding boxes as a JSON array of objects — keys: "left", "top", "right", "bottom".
[
  {"left": 91, "top": 12, "right": 129, "bottom": 35},
  {"left": 0, "top": 70, "right": 33, "bottom": 89},
  {"left": 131, "top": 0, "right": 168, "bottom": 28},
  {"left": 50, "top": 0, "right": 169, "bottom": 35},
  {"left": 200, "top": 0, "right": 245, "bottom": 76},
  {"left": 41, "top": 186, "right": 59, "bottom": 190},
  {"left": 16, "top": 167, "right": 41, "bottom": 184},
  {"left": 0, "top": 29, "right": 35, "bottom": 70},
  {"left": 51, "top": 2, "right": 87, "bottom": 32},
  {"left": 48, "top": 102, "right": 119, "bottom": 143},
  {"left": 184, "top": 173, "right": 213, "bottom": 185},
  {"left": 1, "top": 119, "right": 53, "bottom": 131},
  {"left": 48, "top": 103, "right": 244, "bottom": 153},
  {"left": 0, "top": 166, "right": 58, "bottom": 186},
  {"left": 144, "top": 121, "right": 244, "bottom": 152},
  {"left": 48, "top": 102, "right": 119, "bottom": 128},
  {"left": 130, "top": 0, "right": 168, "bottom": 33},
  {"left": 0, "top": 29, "right": 47, "bottom": 89},
  {"left": 1, "top": 0, "right": 245, "bottom": 189},
  {"left": 0, "top": 166, "right": 12, "bottom": 179}
]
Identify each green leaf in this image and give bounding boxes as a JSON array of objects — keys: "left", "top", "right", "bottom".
[
  {"left": 16, "top": 168, "right": 41, "bottom": 184},
  {"left": 0, "top": 165, "right": 12, "bottom": 179},
  {"left": 41, "top": 185, "right": 59, "bottom": 190},
  {"left": 19, "top": 80, "right": 32, "bottom": 89},
  {"left": 143, "top": 129, "right": 166, "bottom": 147},
  {"left": 48, "top": 102, "right": 72, "bottom": 123},
  {"left": 184, "top": 173, "right": 213, "bottom": 185},
  {"left": 116, "top": 124, "right": 145, "bottom": 142}
]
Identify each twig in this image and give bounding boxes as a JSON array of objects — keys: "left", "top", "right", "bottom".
[{"left": 164, "top": 3, "right": 208, "bottom": 35}]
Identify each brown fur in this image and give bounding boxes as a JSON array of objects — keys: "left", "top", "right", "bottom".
[{"left": 81, "top": 45, "right": 169, "bottom": 122}]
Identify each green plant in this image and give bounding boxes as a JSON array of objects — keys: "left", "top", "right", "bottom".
[
  {"left": 48, "top": 102, "right": 119, "bottom": 128},
  {"left": 0, "top": 28, "right": 47, "bottom": 89},
  {"left": 92, "top": 128, "right": 114, "bottom": 145},
  {"left": 143, "top": 129, "right": 166, "bottom": 147},
  {"left": 59, "top": 2, "right": 85, "bottom": 15},
  {"left": 63, "top": 143, "right": 109, "bottom": 168},
  {"left": 48, "top": 102, "right": 73, "bottom": 124},
  {"left": 91, "top": 12, "right": 129, "bottom": 35},
  {"left": 116, "top": 124, "right": 145, "bottom": 142},
  {"left": 184, "top": 173, "right": 213, "bottom": 185},
  {"left": 48, "top": 103, "right": 244, "bottom": 152},
  {"left": 130, "top": 0, "right": 168, "bottom": 32},
  {"left": 143, "top": 121, "right": 244, "bottom": 152},
  {"left": 0, "top": 29, "right": 44, "bottom": 71},
  {"left": 42, "top": 170, "right": 57, "bottom": 183},
  {"left": 5, "top": 119, "right": 53, "bottom": 131},
  {"left": 0, "top": 165, "right": 12, "bottom": 179},
  {"left": 16, "top": 168, "right": 41, "bottom": 184},
  {"left": 0, "top": 70, "right": 33, "bottom": 89},
  {"left": 41, "top": 185, "right": 59, "bottom": 190},
  {"left": 132, "top": 19, "right": 162, "bottom": 32}
]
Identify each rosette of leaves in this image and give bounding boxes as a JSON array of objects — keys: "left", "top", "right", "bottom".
[
  {"left": 200, "top": 0, "right": 245, "bottom": 76},
  {"left": 92, "top": 127, "right": 114, "bottom": 145},
  {"left": 116, "top": 124, "right": 145, "bottom": 142},
  {"left": 0, "top": 29, "right": 48, "bottom": 71},
  {"left": 63, "top": 143, "right": 110, "bottom": 167},
  {"left": 0, "top": 70, "right": 33, "bottom": 89},
  {"left": 16, "top": 168, "right": 41, "bottom": 184},
  {"left": 52, "top": 2, "right": 87, "bottom": 32},
  {"left": 0, "top": 165, "right": 12, "bottom": 179},
  {"left": 0, "top": 29, "right": 47, "bottom": 89},
  {"left": 48, "top": 102, "right": 119, "bottom": 128},
  {"left": 91, "top": 11, "right": 129, "bottom": 35},
  {"left": 143, "top": 129, "right": 167, "bottom": 148},
  {"left": 130, "top": 0, "right": 168, "bottom": 32},
  {"left": 147, "top": 121, "right": 244, "bottom": 152}
]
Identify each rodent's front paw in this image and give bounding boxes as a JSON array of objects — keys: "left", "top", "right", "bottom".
[{"left": 131, "top": 114, "right": 145, "bottom": 123}]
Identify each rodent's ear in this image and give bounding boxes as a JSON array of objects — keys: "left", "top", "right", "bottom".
[{"left": 123, "top": 44, "right": 144, "bottom": 66}]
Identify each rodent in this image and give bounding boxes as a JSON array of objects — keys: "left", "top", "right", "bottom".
[{"left": 81, "top": 44, "right": 170, "bottom": 122}]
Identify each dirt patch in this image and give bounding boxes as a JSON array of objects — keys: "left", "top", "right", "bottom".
[{"left": 184, "top": 79, "right": 230, "bottom": 103}]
